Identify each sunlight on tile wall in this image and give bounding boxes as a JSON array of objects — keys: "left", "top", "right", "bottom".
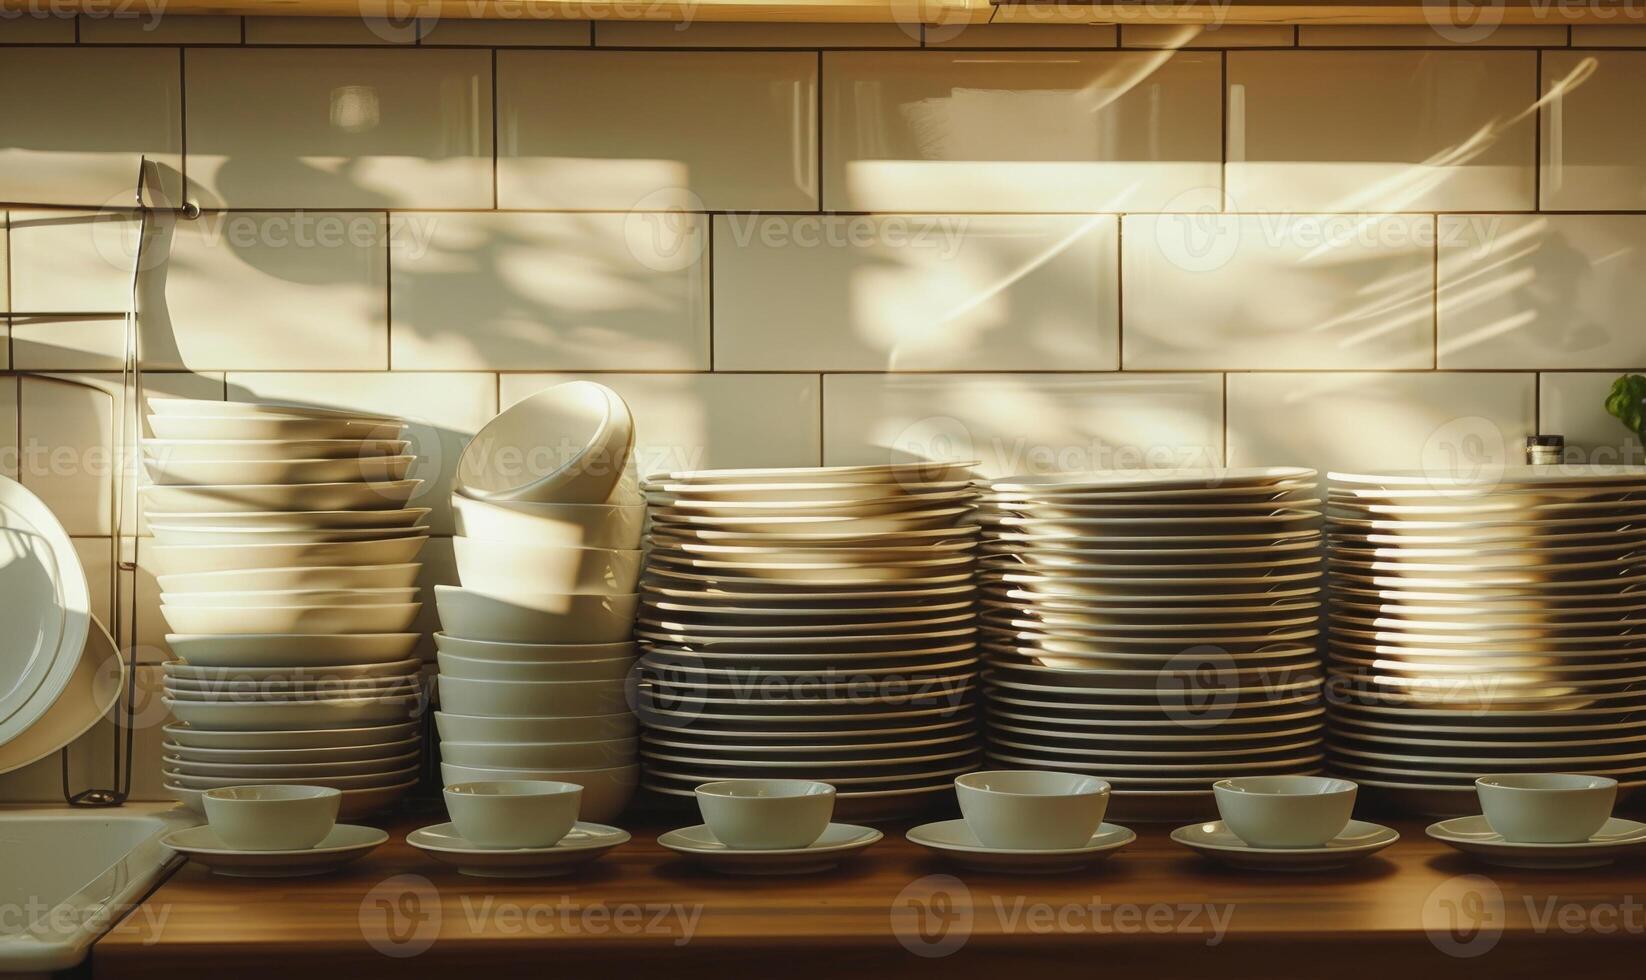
[{"left": 4, "top": 13, "right": 1646, "bottom": 798}]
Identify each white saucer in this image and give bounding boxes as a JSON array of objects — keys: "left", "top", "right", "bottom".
[
  {"left": 906, "top": 819, "right": 1135, "bottom": 873},
  {"left": 161, "top": 824, "right": 388, "bottom": 877},
  {"left": 1171, "top": 819, "right": 1399, "bottom": 871},
  {"left": 657, "top": 822, "right": 882, "bottom": 875},
  {"left": 407, "top": 821, "right": 630, "bottom": 877},
  {"left": 1426, "top": 815, "right": 1646, "bottom": 869}
]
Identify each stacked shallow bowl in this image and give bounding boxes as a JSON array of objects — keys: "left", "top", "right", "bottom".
[
  {"left": 434, "top": 381, "right": 643, "bottom": 822},
  {"left": 143, "top": 398, "right": 429, "bottom": 818},
  {"left": 977, "top": 467, "right": 1328, "bottom": 823},
  {"left": 1326, "top": 464, "right": 1646, "bottom": 815},
  {"left": 634, "top": 460, "right": 984, "bottom": 822}
]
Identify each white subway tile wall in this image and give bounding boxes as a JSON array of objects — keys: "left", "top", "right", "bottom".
[{"left": 4, "top": 15, "right": 1646, "bottom": 801}]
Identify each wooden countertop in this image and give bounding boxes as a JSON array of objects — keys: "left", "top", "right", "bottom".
[{"left": 95, "top": 802, "right": 1646, "bottom": 979}]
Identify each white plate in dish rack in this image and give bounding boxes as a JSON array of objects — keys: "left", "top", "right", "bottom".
[{"left": 0, "top": 477, "right": 93, "bottom": 749}]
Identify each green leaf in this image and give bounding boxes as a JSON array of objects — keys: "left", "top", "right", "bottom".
[{"left": 1605, "top": 374, "right": 1646, "bottom": 440}]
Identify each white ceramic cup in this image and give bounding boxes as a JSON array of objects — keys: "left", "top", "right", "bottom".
[
  {"left": 695, "top": 779, "right": 835, "bottom": 850},
  {"left": 1476, "top": 773, "right": 1618, "bottom": 843},
  {"left": 444, "top": 780, "right": 583, "bottom": 848},
  {"left": 1213, "top": 775, "right": 1357, "bottom": 848},
  {"left": 201, "top": 784, "right": 341, "bottom": 850},
  {"left": 954, "top": 770, "right": 1110, "bottom": 850}
]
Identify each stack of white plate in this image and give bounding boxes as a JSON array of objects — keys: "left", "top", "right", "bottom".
[
  {"left": 434, "top": 381, "right": 643, "bottom": 822},
  {"left": 143, "top": 398, "right": 429, "bottom": 817},
  {"left": 1326, "top": 464, "right": 1646, "bottom": 815},
  {"left": 633, "top": 460, "right": 983, "bottom": 821},
  {"left": 977, "top": 467, "right": 1328, "bottom": 823}
]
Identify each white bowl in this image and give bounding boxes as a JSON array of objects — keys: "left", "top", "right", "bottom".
[
  {"left": 144, "top": 456, "right": 415, "bottom": 487},
  {"left": 695, "top": 779, "right": 836, "bottom": 850},
  {"left": 167, "top": 633, "right": 420, "bottom": 668},
  {"left": 438, "top": 737, "right": 637, "bottom": 770},
  {"left": 451, "top": 496, "right": 645, "bottom": 549},
  {"left": 453, "top": 538, "right": 641, "bottom": 596},
  {"left": 158, "top": 564, "right": 421, "bottom": 594},
  {"left": 169, "top": 750, "right": 420, "bottom": 779},
  {"left": 436, "top": 676, "right": 629, "bottom": 718},
  {"left": 202, "top": 784, "right": 341, "bottom": 850},
  {"left": 168, "top": 781, "right": 414, "bottom": 820},
  {"left": 434, "top": 711, "right": 637, "bottom": 744},
  {"left": 455, "top": 381, "right": 633, "bottom": 504},
  {"left": 164, "top": 736, "right": 421, "bottom": 765},
  {"left": 167, "top": 767, "right": 417, "bottom": 791},
  {"left": 161, "top": 603, "right": 421, "bottom": 636},
  {"left": 149, "top": 538, "right": 428, "bottom": 576},
  {"left": 1214, "top": 775, "right": 1358, "bottom": 849},
  {"left": 145, "top": 508, "right": 430, "bottom": 531},
  {"left": 435, "top": 653, "right": 634, "bottom": 683},
  {"left": 162, "top": 589, "right": 419, "bottom": 609},
  {"left": 444, "top": 780, "right": 583, "bottom": 848},
  {"left": 434, "top": 586, "right": 637, "bottom": 644},
  {"left": 955, "top": 770, "right": 1111, "bottom": 850},
  {"left": 163, "top": 721, "right": 421, "bottom": 751},
  {"left": 433, "top": 634, "right": 633, "bottom": 664},
  {"left": 143, "top": 438, "right": 409, "bottom": 462},
  {"left": 439, "top": 763, "right": 638, "bottom": 822},
  {"left": 163, "top": 659, "right": 420, "bottom": 684},
  {"left": 1476, "top": 773, "right": 1618, "bottom": 843}
]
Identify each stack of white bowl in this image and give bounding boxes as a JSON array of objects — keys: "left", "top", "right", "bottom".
[
  {"left": 434, "top": 381, "right": 643, "bottom": 822},
  {"left": 633, "top": 460, "right": 984, "bottom": 822},
  {"left": 976, "top": 468, "right": 1328, "bottom": 824},
  {"left": 1327, "top": 464, "right": 1646, "bottom": 815},
  {"left": 143, "top": 398, "right": 430, "bottom": 819}
]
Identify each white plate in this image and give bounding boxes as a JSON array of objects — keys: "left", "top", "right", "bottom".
[
  {"left": 657, "top": 822, "right": 881, "bottom": 874},
  {"left": 647, "top": 539, "right": 975, "bottom": 561},
  {"left": 645, "top": 481, "right": 973, "bottom": 502},
  {"left": 164, "top": 695, "right": 423, "bottom": 731},
  {"left": 140, "top": 480, "right": 421, "bottom": 514},
  {"left": 148, "top": 416, "right": 403, "bottom": 441},
  {"left": 163, "top": 735, "right": 421, "bottom": 764},
  {"left": 408, "top": 822, "right": 630, "bottom": 877},
  {"left": 1330, "top": 465, "right": 1646, "bottom": 488},
  {"left": 652, "top": 461, "right": 976, "bottom": 485},
  {"left": 905, "top": 819, "right": 1135, "bottom": 873},
  {"left": 1171, "top": 820, "right": 1398, "bottom": 870},
  {"left": 162, "top": 720, "right": 420, "bottom": 750},
  {"left": 990, "top": 468, "right": 1315, "bottom": 493},
  {"left": 161, "top": 603, "right": 421, "bottom": 635},
  {"left": 143, "top": 438, "right": 408, "bottom": 462},
  {"left": 0, "top": 476, "right": 92, "bottom": 747},
  {"left": 1425, "top": 815, "right": 1646, "bottom": 868},
  {"left": 163, "top": 765, "right": 418, "bottom": 790},
  {"left": 150, "top": 525, "right": 430, "bottom": 546},
  {"left": 0, "top": 614, "right": 124, "bottom": 776},
  {"left": 644, "top": 553, "right": 974, "bottom": 584},
  {"left": 149, "top": 538, "right": 428, "bottom": 575},
  {"left": 655, "top": 526, "right": 980, "bottom": 546},
  {"left": 146, "top": 508, "right": 430, "bottom": 531},
  {"left": 162, "top": 749, "right": 420, "bottom": 778},
  {"left": 163, "top": 589, "right": 419, "bottom": 609},
  {"left": 167, "top": 632, "right": 421, "bottom": 668},
  {"left": 158, "top": 565, "right": 422, "bottom": 595},
  {"left": 149, "top": 397, "right": 399, "bottom": 423},
  {"left": 651, "top": 507, "right": 975, "bottom": 535},
  {"left": 161, "top": 824, "right": 388, "bottom": 878},
  {"left": 145, "top": 456, "right": 415, "bottom": 487},
  {"left": 650, "top": 491, "right": 975, "bottom": 516}
]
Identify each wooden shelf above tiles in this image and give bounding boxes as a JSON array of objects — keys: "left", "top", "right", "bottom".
[{"left": 9, "top": 0, "right": 1642, "bottom": 26}]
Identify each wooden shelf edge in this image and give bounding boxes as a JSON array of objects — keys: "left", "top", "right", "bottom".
[{"left": 4, "top": 0, "right": 1644, "bottom": 27}]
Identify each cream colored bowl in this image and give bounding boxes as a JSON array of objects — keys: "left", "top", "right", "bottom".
[
  {"left": 144, "top": 455, "right": 415, "bottom": 487},
  {"left": 438, "top": 737, "right": 637, "bottom": 770},
  {"left": 453, "top": 538, "right": 641, "bottom": 596},
  {"left": 451, "top": 496, "right": 645, "bottom": 549},
  {"left": 436, "top": 652, "right": 635, "bottom": 683},
  {"left": 434, "top": 633, "right": 634, "bottom": 664},
  {"left": 436, "top": 675, "right": 629, "bottom": 718},
  {"left": 439, "top": 762, "right": 638, "bottom": 822},
  {"left": 161, "top": 603, "right": 421, "bottom": 635},
  {"left": 158, "top": 564, "right": 421, "bottom": 593},
  {"left": 149, "top": 538, "right": 428, "bottom": 575},
  {"left": 434, "top": 711, "right": 637, "bottom": 743},
  {"left": 202, "top": 785, "right": 340, "bottom": 850},
  {"left": 455, "top": 381, "right": 634, "bottom": 504},
  {"left": 434, "top": 586, "right": 637, "bottom": 644}
]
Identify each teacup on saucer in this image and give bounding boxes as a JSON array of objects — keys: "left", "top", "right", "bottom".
[
  {"left": 408, "top": 821, "right": 629, "bottom": 877},
  {"left": 1475, "top": 774, "right": 1617, "bottom": 844},
  {"left": 1214, "top": 775, "right": 1357, "bottom": 849},
  {"left": 659, "top": 822, "right": 879, "bottom": 875},
  {"left": 1172, "top": 819, "right": 1398, "bottom": 871}
]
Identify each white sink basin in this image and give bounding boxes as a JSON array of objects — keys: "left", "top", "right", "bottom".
[{"left": 0, "top": 804, "right": 195, "bottom": 976}]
